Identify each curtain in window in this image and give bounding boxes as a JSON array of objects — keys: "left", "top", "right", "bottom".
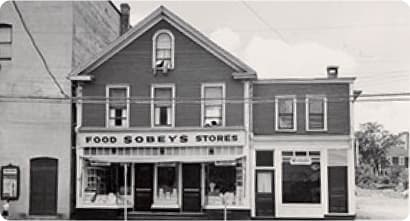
[
  {"left": 154, "top": 88, "right": 172, "bottom": 126},
  {"left": 109, "top": 88, "right": 127, "bottom": 108},
  {"left": 156, "top": 33, "right": 171, "bottom": 60},
  {"left": 257, "top": 172, "right": 272, "bottom": 193}
]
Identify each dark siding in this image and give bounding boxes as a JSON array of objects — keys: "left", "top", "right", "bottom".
[
  {"left": 252, "top": 83, "right": 350, "bottom": 135},
  {"left": 81, "top": 20, "right": 244, "bottom": 128}
]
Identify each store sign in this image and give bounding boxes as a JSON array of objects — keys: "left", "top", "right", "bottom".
[
  {"left": 78, "top": 130, "right": 246, "bottom": 147},
  {"left": 290, "top": 156, "right": 312, "bottom": 165},
  {"left": 1, "top": 164, "right": 20, "bottom": 200}
]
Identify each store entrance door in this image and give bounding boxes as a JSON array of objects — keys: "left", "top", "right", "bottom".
[
  {"left": 182, "top": 164, "right": 201, "bottom": 212},
  {"left": 134, "top": 164, "right": 154, "bottom": 211},
  {"left": 255, "top": 170, "right": 275, "bottom": 217},
  {"left": 29, "top": 158, "right": 58, "bottom": 215}
]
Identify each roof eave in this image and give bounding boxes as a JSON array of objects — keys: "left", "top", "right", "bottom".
[
  {"left": 68, "top": 75, "right": 94, "bottom": 81},
  {"left": 232, "top": 72, "right": 257, "bottom": 80}
]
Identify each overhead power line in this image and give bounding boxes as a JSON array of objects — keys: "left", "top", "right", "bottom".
[
  {"left": 241, "top": 1, "right": 288, "bottom": 43},
  {"left": 12, "top": 0, "right": 69, "bottom": 98},
  {"left": 1, "top": 92, "right": 410, "bottom": 104}
]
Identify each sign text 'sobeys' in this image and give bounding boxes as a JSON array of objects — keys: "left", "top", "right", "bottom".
[{"left": 85, "top": 134, "right": 239, "bottom": 145}]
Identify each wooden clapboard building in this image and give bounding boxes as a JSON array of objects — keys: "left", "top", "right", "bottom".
[
  {"left": 69, "top": 6, "right": 357, "bottom": 220},
  {"left": 69, "top": 6, "right": 255, "bottom": 220},
  {"left": 251, "top": 66, "right": 356, "bottom": 219}
]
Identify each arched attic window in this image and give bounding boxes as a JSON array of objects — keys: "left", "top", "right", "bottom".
[
  {"left": 0, "top": 23, "right": 12, "bottom": 60},
  {"left": 152, "top": 29, "right": 174, "bottom": 72}
]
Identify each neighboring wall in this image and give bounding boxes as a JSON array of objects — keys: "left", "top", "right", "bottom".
[
  {"left": 0, "top": 2, "right": 73, "bottom": 218},
  {"left": 72, "top": 1, "right": 120, "bottom": 68},
  {"left": 0, "top": 1, "right": 120, "bottom": 219},
  {"left": 81, "top": 20, "right": 244, "bottom": 128},
  {"left": 252, "top": 83, "right": 350, "bottom": 135}
]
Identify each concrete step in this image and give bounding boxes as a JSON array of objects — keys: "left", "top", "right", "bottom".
[{"left": 123, "top": 211, "right": 207, "bottom": 220}]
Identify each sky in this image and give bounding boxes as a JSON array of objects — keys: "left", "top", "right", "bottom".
[{"left": 117, "top": 1, "right": 410, "bottom": 134}]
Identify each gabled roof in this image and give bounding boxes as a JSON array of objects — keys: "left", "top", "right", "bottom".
[{"left": 68, "top": 6, "right": 257, "bottom": 81}]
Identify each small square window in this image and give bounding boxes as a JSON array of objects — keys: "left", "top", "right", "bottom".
[{"left": 256, "top": 151, "right": 274, "bottom": 167}]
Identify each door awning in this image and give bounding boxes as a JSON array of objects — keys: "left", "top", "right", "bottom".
[{"left": 81, "top": 154, "right": 245, "bottom": 164}]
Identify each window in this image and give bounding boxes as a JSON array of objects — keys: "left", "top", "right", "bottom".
[
  {"left": 399, "top": 156, "right": 405, "bottom": 166},
  {"left": 156, "top": 165, "right": 178, "bottom": 206},
  {"left": 0, "top": 24, "right": 12, "bottom": 60},
  {"left": 392, "top": 157, "right": 399, "bottom": 165},
  {"left": 152, "top": 85, "right": 174, "bottom": 127},
  {"left": 306, "top": 95, "right": 327, "bottom": 131},
  {"left": 256, "top": 151, "right": 274, "bottom": 167},
  {"left": 406, "top": 157, "right": 409, "bottom": 167},
  {"left": 202, "top": 83, "right": 225, "bottom": 127},
  {"left": 275, "top": 96, "right": 296, "bottom": 131},
  {"left": 282, "top": 151, "right": 321, "bottom": 204},
  {"left": 205, "top": 160, "right": 245, "bottom": 207},
  {"left": 257, "top": 171, "right": 272, "bottom": 193},
  {"left": 106, "top": 86, "right": 129, "bottom": 128},
  {"left": 152, "top": 29, "right": 174, "bottom": 71},
  {"left": 81, "top": 162, "right": 131, "bottom": 207}
]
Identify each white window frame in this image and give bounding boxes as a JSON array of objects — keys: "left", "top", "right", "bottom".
[
  {"left": 201, "top": 82, "right": 226, "bottom": 128},
  {"left": 0, "top": 23, "right": 12, "bottom": 60},
  {"left": 399, "top": 156, "right": 405, "bottom": 166},
  {"left": 152, "top": 29, "right": 175, "bottom": 70},
  {"left": 151, "top": 84, "right": 176, "bottom": 128},
  {"left": 105, "top": 84, "right": 130, "bottom": 128},
  {"left": 305, "top": 95, "right": 328, "bottom": 131},
  {"left": 275, "top": 95, "right": 297, "bottom": 132}
]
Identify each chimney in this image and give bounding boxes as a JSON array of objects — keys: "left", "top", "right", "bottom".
[
  {"left": 120, "top": 3, "right": 130, "bottom": 35},
  {"left": 327, "top": 66, "right": 338, "bottom": 79}
]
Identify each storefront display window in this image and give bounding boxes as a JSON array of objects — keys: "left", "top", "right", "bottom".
[
  {"left": 205, "top": 159, "right": 245, "bottom": 207},
  {"left": 282, "top": 151, "right": 321, "bottom": 204},
  {"left": 80, "top": 161, "right": 132, "bottom": 208},
  {"left": 155, "top": 164, "right": 178, "bottom": 207}
]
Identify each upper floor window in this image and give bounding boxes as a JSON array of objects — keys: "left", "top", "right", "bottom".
[
  {"left": 306, "top": 95, "right": 327, "bottom": 131},
  {"left": 202, "top": 83, "right": 225, "bottom": 127},
  {"left": 275, "top": 96, "right": 297, "bottom": 131},
  {"left": 0, "top": 24, "right": 12, "bottom": 60},
  {"left": 152, "top": 84, "right": 175, "bottom": 127},
  {"left": 106, "top": 85, "right": 129, "bottom": 128},
  {"left": 152, "top": 29, "right": 174, "bottom": 72},
  {"left": 399, "top": 156, "right": 405, "bottom": 166},
  {"left": 392, "top": 157, "right": 399, "bottom": 165}
]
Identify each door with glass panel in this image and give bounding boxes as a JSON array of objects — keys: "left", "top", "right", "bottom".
[
  {"left": 134, "top": 164, "right": 153, "bottom": 211},
  {"left": 255, "top": 170, "right": 275, "bottom": 217}
]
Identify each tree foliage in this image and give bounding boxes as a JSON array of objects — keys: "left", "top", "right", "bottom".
[{"left": 355, "top": 122, "right": 403, "bottom": 175}]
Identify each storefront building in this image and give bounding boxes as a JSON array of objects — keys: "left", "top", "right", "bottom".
[
  {"left": 69, "top": 6, "right": 255, "bottom": 219},
  {"left": 251, "top": 72, "right": 357, "bottom": 219},
  {"left": 69, "top": 6, "right": 357, "bottom": 220}
]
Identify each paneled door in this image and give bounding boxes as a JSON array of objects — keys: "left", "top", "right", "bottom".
[
  {"left": 182, "top": 164, "right": 201, "bottom": 212},
  {"left": 255, "top": 170, "right": 275, "bottom": 217},
  {"left": 134, "top": 164, "right": 154, "bottom": 211},
  {"left": 29, "top": 158, "right": 58, "bottom": 215}
]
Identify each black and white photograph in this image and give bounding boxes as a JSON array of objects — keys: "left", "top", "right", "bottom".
[{"left": 0, "top": 1, "right": 409, "bottom": 220}]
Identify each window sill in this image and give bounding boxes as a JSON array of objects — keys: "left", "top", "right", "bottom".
[
  {"left": 204, "top": 205, "right": 249, "bottom": 210},
  {"left": 306, "top": 129, "right": 328, "bottom": 132},
  {"left": 275, "top": 129, "right": 297, "bottom": 132}
]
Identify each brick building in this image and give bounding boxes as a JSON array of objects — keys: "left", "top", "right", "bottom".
[{"left": 0, "top": 1, "right": 121, "bottom": 219}]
